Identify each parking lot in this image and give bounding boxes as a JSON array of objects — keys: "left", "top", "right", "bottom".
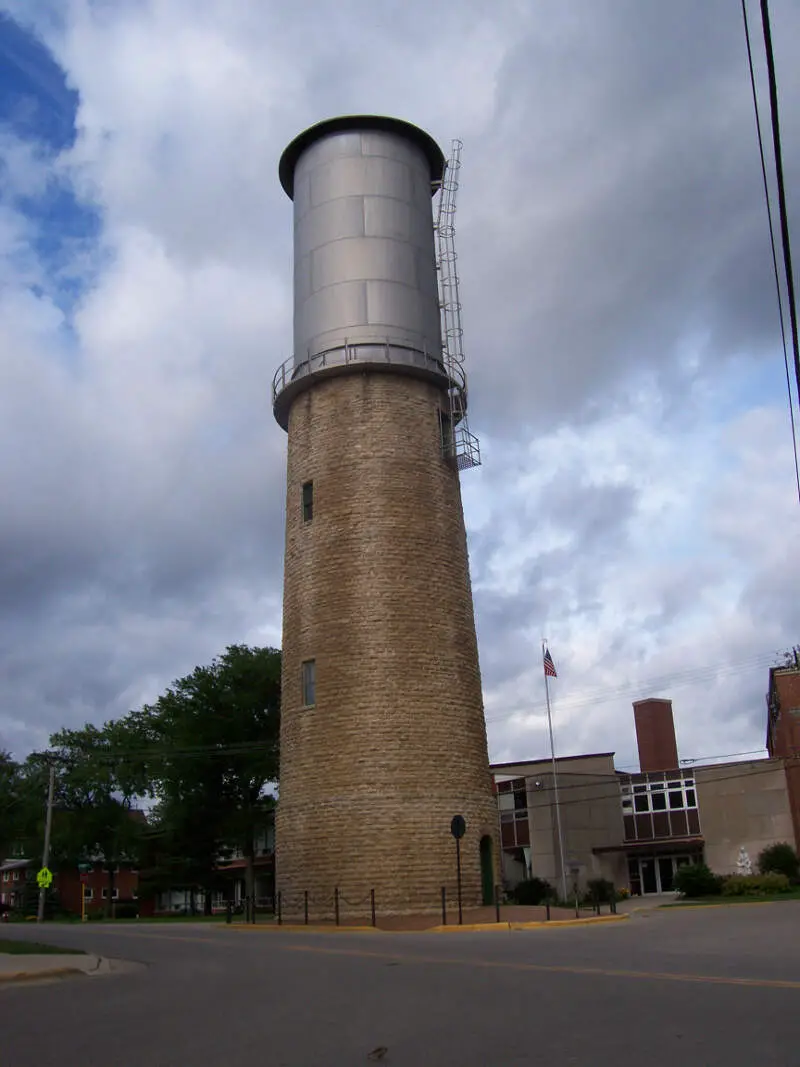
[{"left": 1, "top": 901, "right": 798, "bottom": 1066}]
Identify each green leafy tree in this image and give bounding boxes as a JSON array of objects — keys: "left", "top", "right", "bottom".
[
  {"left": 44, "top": 726, "right": 144, "bottom": 915},
  {"left": 0, "top": 752, "right": 22, "bottom": 859},
  {"left": 116, "top": 645, "right": 280, "bottom": 913},
  {"left": 758, "top": 842, "right": 799, "bottom": 882}
]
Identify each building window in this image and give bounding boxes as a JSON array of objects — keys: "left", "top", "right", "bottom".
[
  {"left": 84, "top": 888, "right": 94, "bottom": 901},
  {"left": 301, "top": 659, "right": 316, "bottom": 707},
  {"left": 12, "top": 871, "right": 19, "bottom": 881},
  {"left": 101, "top": 888, "right": 120, "bottom": 900},
  {"left": 620, "top": 773, "right": 700, "bottom": 841},
  {"left": 302, "top": 481, "right": 313, "bottom": 522}
]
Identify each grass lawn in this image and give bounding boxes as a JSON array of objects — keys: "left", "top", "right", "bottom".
[
  {"left": 0, "top": 940, "right": 85, "bottom": 955},
  {"left": 663, "top": 890, "right": 800, "bottom": 907}
]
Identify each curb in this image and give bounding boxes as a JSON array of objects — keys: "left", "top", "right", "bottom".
[
  {"left": 510, "top": 914, "right": 630, "bottom": 930},
  {"left": 0, "top": 966, "right": 86, "bottom": 984},
  {"left": 229, "top": 924, "right": 378, "bottom": 934},
  {"left": 225, "top": 914, "right": 629, "bottom": 935},
  {"left": 431, "top": 914, "right": 629, "bottom": 933},
  {"left": 659, "top": 899, "right": 791, "bottom": 912},
  {"left": 430, "top": 922, "right": 513, "bottom": 933}
]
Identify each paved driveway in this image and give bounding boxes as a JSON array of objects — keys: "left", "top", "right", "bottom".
[{"left": 1, "top": 903, "right": 798, "bottom": 1066}]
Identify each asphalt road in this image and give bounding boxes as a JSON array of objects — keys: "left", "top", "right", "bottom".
[{"left": 1, "top": 903, "right": 799, "bottom": 1066}]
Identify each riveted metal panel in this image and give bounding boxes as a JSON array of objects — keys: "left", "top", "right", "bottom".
[
  {"left": 297, "top": 281, "right": 369, "bottom": 354},
  {"left": 294, "top": 253, "right": 312, "bottom": 306},
  {"left": 309, "top": 155, "right": 412, "bottom": 207},
  {"left": 296, "top": 197, "right": 365, "bottom": 254},
  {"left": 312, "top": 237, "right": 417, "bottom": 293},
  {"left": 364, "top": 196, "right": 410, "bottom": 241},
  {"left": 291, "top": 126, "right": 442, "bottom": 362},
  {"left": 301, "top": 130, "right": 363, "bottom": 170}
]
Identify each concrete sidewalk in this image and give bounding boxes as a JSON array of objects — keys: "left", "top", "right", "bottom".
[{"left": 0, "top": 953, "right": 116, "bottom": 985}]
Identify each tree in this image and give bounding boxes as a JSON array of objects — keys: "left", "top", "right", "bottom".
[
  {"left": 0, "top": 752, "right": 22, "bottom": 859},
  {"left": 44, "top": 726, "right": 144, "bottom": 915},
  {"left": 116, "top": 645, "right": 280, "bottom": 914},
  {"left": 758, "top": 842, "right": 799, "bottom": 882}
]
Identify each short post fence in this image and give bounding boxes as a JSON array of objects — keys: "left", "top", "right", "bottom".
[
  {"left": 440, "top": 886, "right": 447, "bottom": 926},
  {"left": 495, "top": 885, "right": 501, "bottom": 923},
  {"left": 304, "top": 890, "right": 309, "bottom": 925}
]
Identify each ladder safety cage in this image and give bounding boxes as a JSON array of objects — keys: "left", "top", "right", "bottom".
[{"left": 434, "top": 139, "right": 481, "bottom": 471}]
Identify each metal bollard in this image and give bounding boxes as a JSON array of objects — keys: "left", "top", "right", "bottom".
[
  {"left": 495, "top": 885, "right": 501, "bottom": 923},
  {"left": 226, "top": 900, "right": 232, "bottom": 925},
  {"left": 277, "top": 891, "right": 282, "bottom": 926},
  {"left": 371, "top": 888, "right": 376, "bottom": 928},
  {"left": 304, "top": 890, "right": 309, "bottom": 925},
  {"left": 334, "top": 887, "right": 340, "bottom": 926},
  {"left": 441, "top": 886, "right": 447, "bottom": 926},
  {"left": 545, "top": 900, "right": 551, "bottom": 921}
]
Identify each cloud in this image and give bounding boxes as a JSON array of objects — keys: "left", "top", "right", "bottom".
[{"left": 0, "top": 1, "right": 799, "bottom": 778}]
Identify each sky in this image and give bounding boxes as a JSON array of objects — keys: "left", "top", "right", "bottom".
[{"left": 1, "top": 0, "right": 799, "bottom": 772}]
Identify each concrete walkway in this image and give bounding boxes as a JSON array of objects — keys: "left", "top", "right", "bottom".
[{"left": 0, "top": 953, "right": 121, "bottom": 985}]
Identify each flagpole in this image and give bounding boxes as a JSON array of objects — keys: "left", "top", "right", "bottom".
[{"left": 543, "top": 640, "right": 568, "bottom": 903}]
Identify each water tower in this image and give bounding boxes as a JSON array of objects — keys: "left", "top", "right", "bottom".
[{"left": 273, "top": 115, "right": 497, "bottom": 917}]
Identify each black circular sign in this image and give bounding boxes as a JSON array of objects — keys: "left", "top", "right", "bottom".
[{"left": 450, "top": 814, "right": 466, "bottom": 839}]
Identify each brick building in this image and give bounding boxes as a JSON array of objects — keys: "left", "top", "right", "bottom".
[
  {"left": 766, "top": 658, "right": 800, "bottom": 850},
  {"left": 494, "top": 682, "right": 799, "bottom": 897}
]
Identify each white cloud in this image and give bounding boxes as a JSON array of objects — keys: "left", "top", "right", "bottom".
[{"left": 1, "top": 0, "right": 799, "bottom": 771}]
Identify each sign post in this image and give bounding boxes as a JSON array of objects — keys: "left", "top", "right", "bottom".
[
  {"left": 450, "top": 815, "right": 466, "bottom": 926},
  {"left": 78, "top": 863, "right": 92, "bottom": 923},
  {"left": 36, "top": 762, "right": 56, "bottom": 923}
]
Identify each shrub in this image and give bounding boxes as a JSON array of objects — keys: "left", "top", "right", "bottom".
[
  {"left": 757, "top": 843, "right": 800, "bottom": 882},
  {"left": 510, "top": 877, "right": 553, "bottom": 905},
  {"left": 673, "top": 863, "right": 723, "bottom": 898},
  {"left": 113, "top": 903, "right": 139, "bottom": 919},
  {"left": 722, "top": 873, "right": 790, "bottom": 896},
  {"left": 586, "top": 878, "right": 615, "bottom": 904}
]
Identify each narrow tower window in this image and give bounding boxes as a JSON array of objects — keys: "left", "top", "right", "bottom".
[
  {"left": 302, "top": 480, "right": 314, "bottom": 522},
  {"left": 301, "top": 659, "right": 316, "bottom": 707}
]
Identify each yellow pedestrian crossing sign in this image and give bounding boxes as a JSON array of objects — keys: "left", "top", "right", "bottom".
[{"left": 36, "top": 867, "right": 53, "bottom": 889}]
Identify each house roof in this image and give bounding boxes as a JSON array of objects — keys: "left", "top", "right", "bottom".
[{"left": 0, "top": 858, "right": 33, "bottom": 872}]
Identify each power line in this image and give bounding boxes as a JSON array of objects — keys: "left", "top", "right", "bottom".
[
  {"left": 485, "top": 646, "right": 785, "bottom": 725},
  {"left": 741, "top": 0, "right": 800, "bottom": 502},
  {"left": 759, "top": 0, "right": 800, "bottom": 436},
  {"left": 505, "top": 753, "right": 799, "bottom": 813}
]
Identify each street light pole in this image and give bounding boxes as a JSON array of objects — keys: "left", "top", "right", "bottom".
[{"left": 36, "top": 762, "right": 56, "bottom": 923}]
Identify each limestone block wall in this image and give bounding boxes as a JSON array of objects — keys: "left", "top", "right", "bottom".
[{"left": 276, "top": 370, "right": 498, "bottom": 916}]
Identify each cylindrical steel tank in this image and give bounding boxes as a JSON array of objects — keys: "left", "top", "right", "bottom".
[
  {"left": 273, "top": 116, "right": 498, "bottom": 919},
  {"left": 273, "top": 117, "right": 450, "bottom": 429}
]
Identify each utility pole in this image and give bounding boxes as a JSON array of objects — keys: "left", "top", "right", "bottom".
[{"left": 36, "top": 762, "right": 56, "bottom": 923}]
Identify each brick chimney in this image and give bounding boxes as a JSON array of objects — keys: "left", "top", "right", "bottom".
[{"left": 633, "top": 698, "right": 679, "bottom": 772}]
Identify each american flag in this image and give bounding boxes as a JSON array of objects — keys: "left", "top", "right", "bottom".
[{"left": 543, "top": 649, "right": 557, "bottom": 678}]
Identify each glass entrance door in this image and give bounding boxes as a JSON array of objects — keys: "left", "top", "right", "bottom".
[
  {"left": 658, "top": 857, "right": 675, "bottom": 892},
  {"left": 630, "top": 854, "right": 697, "bottom": 894},
  {"left": 640, "top": 858, "right": 658, "bottom": 894}
]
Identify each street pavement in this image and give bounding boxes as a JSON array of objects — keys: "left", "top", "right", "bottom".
[{"left": 1, "top": 902, "right": 798, "bottom": 1066}]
